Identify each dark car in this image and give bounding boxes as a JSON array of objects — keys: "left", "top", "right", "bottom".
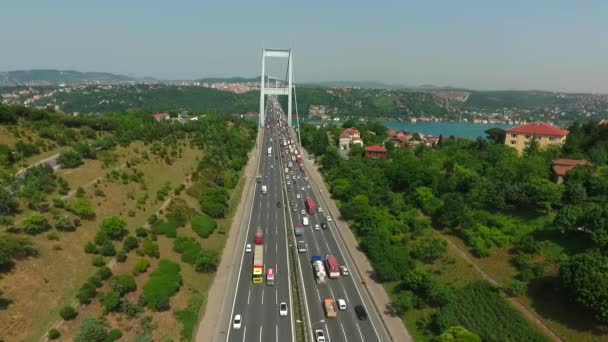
[
  {"left": 321, "top": 222, "right": 328, "bottom": 230},
  {"left": 354, "top": 305, "right": 368, "bottom": 320},
  {"left": 276, "top": 201, "right": 282, "bottom": 208},
  {"left": 290, "top": 201, "right": 295, "bottom": 207}
]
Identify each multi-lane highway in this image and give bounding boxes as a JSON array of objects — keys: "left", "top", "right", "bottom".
[
  {"left": 221, "top": 97, "right": 390, "bottom": 342},
  {"left": 224, "top": 100, "right": 295, "bottom": 342}
]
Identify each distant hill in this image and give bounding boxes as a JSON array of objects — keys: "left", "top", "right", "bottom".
[
  {"left": 198, "top": 77, "right": 259, "bottom": 83},
  {"left": 0, "top": 69, "right": 134, "bottom": 86},
  {"left": 464, "top": 90, "right": 578, "bottom": 110}
]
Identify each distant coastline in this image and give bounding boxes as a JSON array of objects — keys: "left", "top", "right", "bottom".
[{"left": 383, "top": 121, "right": 512, "bottom": 139}]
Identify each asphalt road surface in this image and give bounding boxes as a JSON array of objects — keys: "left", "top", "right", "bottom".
[{"left": 223, "top": 102, "right": 295, "bottom": 342}]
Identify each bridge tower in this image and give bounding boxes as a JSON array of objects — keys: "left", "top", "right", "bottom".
[{"left": 259, "top": 48, "right": 293, "bottom": 127}]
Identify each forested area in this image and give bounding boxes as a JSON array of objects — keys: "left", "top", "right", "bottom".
[{"left": 301, "top": 119, "right": 608, "bottom": 340}]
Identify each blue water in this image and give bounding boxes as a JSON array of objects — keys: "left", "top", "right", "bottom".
[{"left": 384, "top": 121, "right": 513, "bottom": 139}]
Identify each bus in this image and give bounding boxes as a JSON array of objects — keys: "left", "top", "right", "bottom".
[{"left": 305, "top": 197, "right": 316, "bottom": 215}]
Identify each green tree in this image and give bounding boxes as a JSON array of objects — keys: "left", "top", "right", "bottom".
[
  {"left": 70, "top": 198, "right": 96, "bottom": 219},
  {"left": 485, "top": 128, "right": 506, "bottom": 144},
  {"left": 391, "top": 290, "right": 414, "bottom": 315},
  {"left": 59, "top": 305, "right": 78, "bottom": 320},
  {"left": 57, "top": 150, "right": 83, "bottom": 168},
  {"left": 55, "top": 215, "right": 75, "bottom": 231},
  {"left": 100, "top": 216, "right": 128, "bottom": 241},
  {"left": 0, "top": 187, "right": 18, "bottom": 215},
  {"left": 194, "top": 249, "right": 220, "bottom": 273},
  {"left": 414, "top": 186, "right": 443, "bottom": 215},
  {"left": 101, "top": 290, "right": 121, "bottom": 314},
  {"left": 0, "top": 235, "right": 37, "bottom": 269},
  {"left": 560, "top": 251, "right": 608, "bottom": 322},
  {"left": 110, "top": 275, "right": 137, "bottom": 295},
  {"left": 411, "top": 238, "right": 447, "bottom": 262}
]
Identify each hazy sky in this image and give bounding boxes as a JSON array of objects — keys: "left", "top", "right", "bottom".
[{"left": 1, "top": 0, "right": 607, "bottom": 92}]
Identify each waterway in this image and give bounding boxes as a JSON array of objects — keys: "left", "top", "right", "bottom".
[{"left": 384, "top": 121, "right": 512, "bottom": 139}]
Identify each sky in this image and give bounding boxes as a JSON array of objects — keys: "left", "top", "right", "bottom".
[{"left": 1, "top": 0, "right": 607, "bottom": 93}]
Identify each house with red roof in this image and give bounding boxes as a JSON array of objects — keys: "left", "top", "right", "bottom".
[
  {"left": 388, "top": 129, "right": 412, "bottom": 147},
  {"left": 152, "top": 113, "right": 170, "bottom": 121},
  {"left": 551, "top": 159, "right": 592, "bottom": 184},
  {"left": 365, "top": 145, "right": 387, "bottom": 159},
  {"left": 504, "top": 121, "right": 569, "bottom": 154},
  {"left": 339, "top": 127, "right": 362, "bottom": 149}
]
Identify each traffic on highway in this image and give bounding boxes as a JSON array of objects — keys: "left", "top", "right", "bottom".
[{"left": 223, "top": 97, "right": 388, "bottom": 342}]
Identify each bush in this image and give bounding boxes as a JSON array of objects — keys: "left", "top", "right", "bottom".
[
  {"left": 410, "top": 238, "right": 447, "bottom": 262},
  {"left": 99, "top": 216, "right": 128, "bottom": 241},
  {"left": 107, "top": 329, "right": 123, "bottom": 342},
  {"left": 70, "top": 198, "right": 96, "bottom": 219},
  {"left": 135, "top": 227, "right": 149, "bottom": 237},
  {"left": 133, "top": 258, "right": 151, "bottom": 276},
  {"left": 101, "top": 290, "right": 121, "bottom": 314},
  {"left": 505, "top": 280, "right": 527, "bottom": 297},
  {"left": 151, "top": 218, "right": 179, "bottom": 238},
  {"left": 123, "top": 235, "right": 139, "bottom": 251},
  {"left": 99, "top": 240, "right": 116, "bottom": 257},
  {"left": 116, "top": 249, "right": 127, "bottom": 262},
  {"left": 97, "top": 266, "right": 113, "bottom": 280},
  {"left": 110, "top": 274, "right": 137, "bottom": 296},
  {"left": 74, "top": 318, "right": 108, "bottom": 342},
  {"left": 194, "top": 249, "right": 219, "bottom": 273},
  {"left": 77, "top": 282, "right": 97, "bottom": 304},
  {"left": 22, "top": 213, "right": 51, "bottom": 235},
  {"left": 147, "top": 214, "right": 158, "bottom": 225},
  {"left": 57, "top": 150, "right": 83, "bottom": 168},
  {"left": 55, "top": 215, "right": 76, "bottom": 231},
  {"left": 48, "top": 328, "right": 61, "bottom": 340},
  {"left": 84, "top": 241, "right": 98, "bottom": 254},
  {"left": 191, "top": 214, "right": 217, "bottom": 239},
  {"left": 92, "top": 255, "right": 106, "bottom": 267},
  {"left": 59, "top": 305, "right": 78, "bottom": 320},
  {"left": 141, "top": 238, "right": 160, "bottom": 258},
  {"left": 140, "top": 259, "right": 182, "bottom": 311},
  {"left": 173, "top": 237, "right": 202, "bottom": 265}
]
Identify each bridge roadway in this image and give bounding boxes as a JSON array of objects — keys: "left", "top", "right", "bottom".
[
  {"left": 282, "top": 136, "right": 389, "bottom": 341},
  {"left": 224, "top": 112, "right": 295, "bottom": 342}
]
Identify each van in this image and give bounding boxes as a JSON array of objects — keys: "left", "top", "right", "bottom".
[{"left": 302, "top": 216, "right": 309, "bottom": 226}]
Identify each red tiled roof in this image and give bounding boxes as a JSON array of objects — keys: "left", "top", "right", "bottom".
[
  {"left": 552, "top": 159, "right": 591, "bottom": 167},
  {"left": 153, "top": 113, "right": 170, "bottom": 119},
  {"left": 365, "top": 145, "right": 387, "bottom": 153},
  {"left": 599, "top": 119, "right": 608, "bottom": 126},
  {"left": 506, "top": 122, "right": 568, "bottom": 136},
  {"left": 552, "top": 165, "right": 576, "bottom": 176}
]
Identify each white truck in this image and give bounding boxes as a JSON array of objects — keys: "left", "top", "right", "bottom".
[
  {"left": 267, "top": 147, "right": 272, "bottom": 157},
  {"left": 312, "top": 258, "right": 327, "bottom": 284},
  {"left": 302, "top": 216, "right": 309, "bottom": 226},
  {"left": 261, "top": 185, "right": 267, "bottom": 194}
]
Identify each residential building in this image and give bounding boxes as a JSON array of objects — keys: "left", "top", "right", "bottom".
[
  {"left": 365, "top": 145, "right": 387, "bottom": 159},
  {"left": 388, "top": 128, "right": 412, "bottom": 147},
  {"left": 504, "top": 122, "right": 569, "bottom": 154},
  {"left": 339, "top": 127, "right": 362, "bottom": 150},
  {"left": 551, "top": 159, "right": 592, "bottom": 184},
  {"left": 152, "top": 113, "right": 170, "bottom": 121}
]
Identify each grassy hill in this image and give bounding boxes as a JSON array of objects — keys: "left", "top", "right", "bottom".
[{"left": 0, "top": 70, "right": 133, "bottom": 86}]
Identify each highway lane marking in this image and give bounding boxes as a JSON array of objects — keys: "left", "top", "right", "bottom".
[
  {"left": 242, "top": 325, "right": 247, "bottom": 342},
  {"left": 340, "top": 322, "right": 348, "bottom": 342},
  {"left": 326, "top": 323, "right": 332, "bottom": 342},
  {"left": 306, "top": 168, "right": 383, "bottom": 342},
  {"left": 276, "top": 324, "right": 278, "bottom": 342},
  {"left": 259, "top": 325, "right": 263, "bottom": 342},
  {"left": 356, "top": 322, "right": 365, "bottom": 342},
  {"left": 247, "top": 289, "right": 251, "bottom": 305},
  {"left": 275, "top": 288, "right": 278, "bottom": 304},
  {"left": 225, "top": 129, "right": 264, "bottom": 342}
]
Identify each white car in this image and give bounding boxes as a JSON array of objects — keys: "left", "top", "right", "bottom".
[
  {"left": 306, "top": 184, "right": 311, "bottom": 189},
  {"left": 301, "top": 186, "right": 305, "bottom": 191},
  {"left": 304, "top": 177, "right": 309, "bottom": 182},
  {"left": 315, "top": 330, "right": 326, "bottom": 342},
  {"left": 245, "top": 244, "right": 252, "bottom": 253},
  {"left": 318, "top": 207, "right": 323, "bottom": 213},
  {"left": 233, "top": 314, "right": 242, "bottom": 329},
  {"left": 314, "top": 224, "right": 320, "bottom": 231},
  {"left": 340, "top": 265, "right": 349, "bottom": 276},
  {"left": 279, "top": 302, "right": 288, "bottom": 316},
  {"left": 287, "top": 181, "right": 291, "bottom": 185},
  {"left": 337, "top": 299, "right": 347, "bottom": 310},
  {"left": 296, "top": 193, "right": 301, "bottom": 199},
  {"left": 301, "top": 209, "right": 305, "bottom": 215},
  {"left": 327, "top": 216, "right": 332, "bottom": 222},
  {"left": 297, "top": 175, "right": 301, "bottom": 179}
]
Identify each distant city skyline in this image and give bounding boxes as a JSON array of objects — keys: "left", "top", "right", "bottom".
[{"left": 1, "top": 0, "right": 607, "bottom": 93}]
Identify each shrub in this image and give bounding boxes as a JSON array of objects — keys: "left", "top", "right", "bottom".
[
  {"left": 70, "top": 198, "right": 96, "bottom": 219},
  {"left": 141, "top": 239, "right": 160, "bottom": 258},
  {"left": 173, "top": 237, "right": 202, "bottom": 265},
  {"left": 84, "top": 241, "right": 99, "bottom": 254},
  {"left": 22, "top": 213, "right": 51, "bottom": 235},
  {"left": 99, "top": 240, "right": 116, "bottom": 257},
  {"left": 76, "top": 187, "right": 86, "bottom": 198},
  {"left": 123, "top": 235, "right": 139, "bottom": 251},
  {"left": 101, "top": 290, "right": 121, "bottom": 314},
  {"left": 73, "top": 318, "right": 108, "bottom": 342},
  {"left": 77, "top": 282, "right": 97, "bottom": 304},
  {"left": 195, "top": 249, "right": 219, "bottom": 273},
  {"left": 57, "top": 150, "right": 83, "bottom": 168},
  {"left": 99, "top": 216, "right": 128, "bottom": 241},
  {"left": 55, "top": 215, "right": 76, "bottom": 231},
  {"left": 140, "top": 259, "right": 182, "bottom": 311},
  {"left": 116, "top": 249, "right": 127, "bottom": 262},
  {"left": 135, "top": 227, "right": 149, "bottom": 237},
  {"left": 48, "top": 328, "right": 61, "bottom": 340},
  {"left": 410, "top": 238, "right": 447, "bottom": 262},
  {"left": 59, "top": 305, "right": 78, "bottom": 320},
  {"left": 505, "top": 280, "right": 527, "bottom": 297},
  {"left": 92, "top": 255, "right": 106, "bottom": 267},
  {"left": 151, "top": 218, "right": 179, "bottom": 238},
  {"left": 147, "top": 214, "right": 158, "bottom": 225},
  {"left": 97, "top": 266, "right": 113, "bottom": 280},
  {"left": 107, "top": 329, "right": 123, "bottom": 341},
  {"left": 133, "top": 258, "right": 151, "bottom": 276},
  {"left": 110, "top": 275, "right": 137, "bottom": 296},
  {"left": 191, "top": 214, "right": 217, "bottom": 239}
]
